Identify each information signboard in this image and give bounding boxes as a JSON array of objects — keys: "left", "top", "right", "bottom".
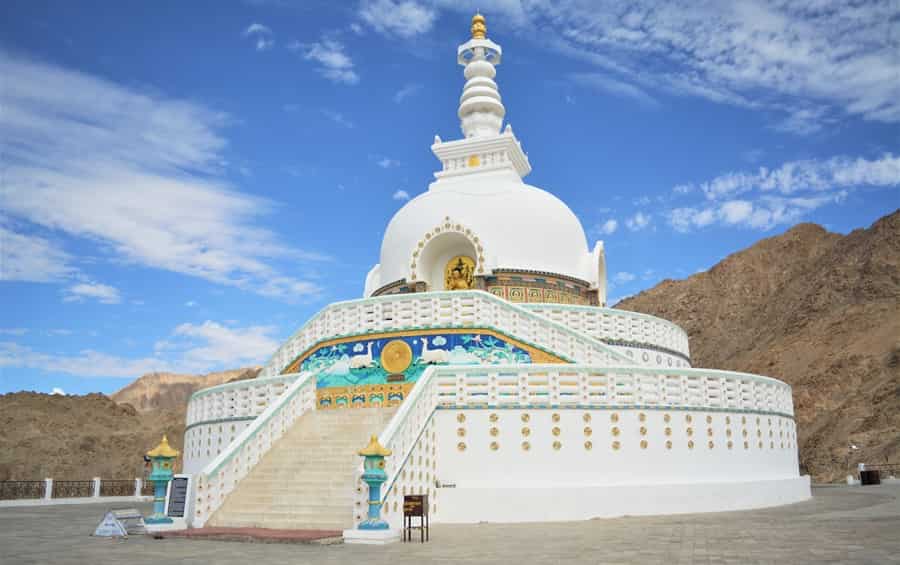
[{"left": 166, "top": 476, "right": 189, "bottom": 518}]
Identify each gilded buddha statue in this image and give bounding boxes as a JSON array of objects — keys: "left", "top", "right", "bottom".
[{"left": 445, "top": 256, "right": 475, "bottom": 290}]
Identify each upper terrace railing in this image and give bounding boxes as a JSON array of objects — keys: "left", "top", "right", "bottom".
[
  {"left": 352, "top": 363, "right": 795, "bottom": 528},
  {"left": 192, "top": 371, "right": 316, "bottom": 528},
  {"left": 522, "top": 303, "right": 690, "bottom": 360},
  {"left": 186, "top": 373, "right": 303, "bottom": 428},
  {"left": 258, "top": 291, "right": 634, "bottom": 379}
]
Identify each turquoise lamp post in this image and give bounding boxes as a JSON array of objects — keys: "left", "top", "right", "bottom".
[
  {"left": 145, "top": 435, "right": 179, "bottom": 524},
  {"left": 357, "top": 435, "right": 392, "bottom": 530}
]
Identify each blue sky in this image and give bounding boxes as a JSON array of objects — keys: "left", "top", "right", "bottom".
[{"left": 1, "top": 0, "right": 898, "bottom": 395}]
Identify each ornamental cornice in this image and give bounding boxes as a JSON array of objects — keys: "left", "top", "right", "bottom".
[{"left": 431, "top": 129, "right": 531, "bottom": 179}]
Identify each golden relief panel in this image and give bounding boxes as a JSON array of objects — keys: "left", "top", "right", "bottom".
[{"left": 316, "top": 382, "right": 414, "bottom": 410}]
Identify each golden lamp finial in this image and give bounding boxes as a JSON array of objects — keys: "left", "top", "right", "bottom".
[
  {"left": 358, "top": 435, "right": 392, "bottom": 457},
  {"left": 471, "top": 12, "right": 486, "bottom": 39},
  {"left": 146, "top": 434, "right": 179, "bottom": 458}
]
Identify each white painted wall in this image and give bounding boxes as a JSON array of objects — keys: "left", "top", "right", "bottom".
[{"left": 428, "top": 408, "right": 805, "bottom": 523}]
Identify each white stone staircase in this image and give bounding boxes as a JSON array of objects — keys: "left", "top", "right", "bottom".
[{"left": 208, "top": 407, "right": 397, "bottom": 530}]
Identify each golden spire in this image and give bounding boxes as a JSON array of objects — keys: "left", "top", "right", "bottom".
[
  {"left": 146, "top": 434, "right": 180, "bottom": 458},
  {"left": 358, "top": 435, "right": 392, "bottom": 457},
  {"left": 471, "top": 12, "right": 486, "bottom": 39}
]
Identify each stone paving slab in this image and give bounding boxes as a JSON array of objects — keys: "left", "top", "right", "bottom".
[
  {"left": 1, "top": 485, "right": 899, "bottom": 564},
  {"left": 158, "top": 526, "right": 343, "bottom": 544}
]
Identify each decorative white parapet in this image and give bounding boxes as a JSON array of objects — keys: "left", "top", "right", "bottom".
[
  {"left": 257, "top": 291, "right": 637, "bottom": 380},
  {"left": 349, "top": 363, "right": 797, "bottom": 530},
  {"left": 183, "top": 373, "right": 307, "bottom": 474},
  {"left": 190, "top": 372, "right": 317, "bottom": 528},
  {"left": 521, "top": 304, "right": 691, "bottom": 361}
]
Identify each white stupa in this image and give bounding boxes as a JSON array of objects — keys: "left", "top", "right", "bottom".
[
  {"left": 366, "top": 17, "right": 606, "bottom": 304},
  {"left": 180, "top": 14, "right": 810, "bottom": 538}
]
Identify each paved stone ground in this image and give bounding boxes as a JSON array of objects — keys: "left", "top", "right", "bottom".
[{"left": 1, "top": 485, "right": 899, "bottom": 564}]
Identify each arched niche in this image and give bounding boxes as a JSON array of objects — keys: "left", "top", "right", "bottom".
[{"left": 409, "top": 218, "right": 485, "bottom": 291}]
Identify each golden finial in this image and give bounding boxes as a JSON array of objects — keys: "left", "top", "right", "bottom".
[
  {"left": 358, "top": 435, "right": 392, "bottom": 457},
  {"left": 146, "top": 434, "right": 179, "bottom": 458},
  {"left": 471, "top": 12, "right": 486, "bottom": 39}
]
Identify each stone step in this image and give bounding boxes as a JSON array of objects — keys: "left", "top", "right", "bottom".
[{"left": 209, "top": 406, "right": 397, "bottom": 529}]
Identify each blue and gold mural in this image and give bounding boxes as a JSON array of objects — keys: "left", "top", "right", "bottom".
[
  {"left": 304, "top": 333, "right": 532, "bottom": 388},
  {"left": 283, "top": 329, "right": 567, "bottom": 409}
]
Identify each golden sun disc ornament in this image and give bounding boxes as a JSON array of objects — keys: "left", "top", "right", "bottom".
[{"left": 381, "top": 339, "right": 413, "bottom": 374}]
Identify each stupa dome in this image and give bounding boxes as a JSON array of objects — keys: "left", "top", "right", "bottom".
[{"left": 369, "top": 169, "right": 602, "bottom": 297}]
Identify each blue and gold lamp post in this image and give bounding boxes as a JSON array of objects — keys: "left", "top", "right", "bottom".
[
  {"left": 358, "top": 435, "right": 392, "bottom": 530},
  {"left": 145, "top": 435, "right": 179, "bottom": 524}
]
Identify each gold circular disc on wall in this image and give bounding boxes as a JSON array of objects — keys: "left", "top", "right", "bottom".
[{"left": 381, "top": 339, "right": 413, "bottom": 374}]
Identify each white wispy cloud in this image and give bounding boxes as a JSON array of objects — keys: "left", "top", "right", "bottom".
[
  {"left": 377, "top": 157, "right": 399, "bottom": 168},
  {"left": 0, "top": 320, "right": 280, "bottom": 378},
  {"left": 392, "top": 190, "right": 411, "bottom": 201},
  {"left": 63, "top": 282, "right": 122, "bottom": 304},
  {"left": 625, "top": 211, "right": 651, "bottom": 231},
  {"left": 45, "top": 329, "right": 73, "bottom": 336},
  {"left": 0, "top": 341, "right": 173, "bottom": 378},
  {"left": 243, "top": 22, "right": 274, "bottom": 51},
  {"left": 159, "top": 321, "right": 279, "bottom": 368},
  {"left": 667, "top": 153, "right": 899, "bottom": 231},
  {"left": 670, "top": 193, "right": 849, "bottom": 232},
  {"left": 613, "top": 271, "right": 636, "bottom": 284},
  {"left": 293, "top": 38, "right": 359, "bottom": 84},
  {"left": 394, "top": 83, "right": 423, "bottom": 103},
  {"left": 0, "top": 226, "right": 75, "bottom": 282},
  {"left": 321, "top": 109, "right": 355, "bottom": 128},
  {"left": 597, "top": 219, "right": 618, "bottom": 235},
  {"left": 0, "top": 328, "right": 28, "bottom": 336},
  {"left": 0, "top": 52, "right": 324, "bottom": 301},
  {"left": 438, "top": 1, "right": 900, "bottom": 132},
  {"left": 569, "top": 73, "right": 659, "bottom": 108},
  {"left": 359, "top": 0, "right": 437, "bottom": 38},
  {"left": 695, "top": 154, "right": 900, "bottom": 201}
]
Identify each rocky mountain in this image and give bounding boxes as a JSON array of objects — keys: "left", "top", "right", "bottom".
[
  {"left": 0, "top": 368, "right": 259, "bottom": 481},
  {"left": 111, "top": 368, "right": 259, "bottom": 413},
  {"left": 617, "top": 209, "right": 900, "bottom": 483}
]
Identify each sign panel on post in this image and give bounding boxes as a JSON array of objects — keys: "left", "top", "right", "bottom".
[{"left": 166, "top": 476, "right": 189, "bottom": 518}]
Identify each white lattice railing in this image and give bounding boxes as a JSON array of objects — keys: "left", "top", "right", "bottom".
[
  {"left": 430, "top": 365, "right": 794, "bottom": 416},
  {"left": 522, "top": 303, "right": 690, "bottom": 359},
  {"left": 186, "top": 373, "right": 304, "bottom": 428},
  {"left": 259, "top": 291, "right": 634, "bottom": 379},
  {"left": 191, "top": 372, "right": 317, "bottom": 527},
  {"left": 350, "top": 363, "right": 794, "bottom": 528},
  {"left": 351, "top": 366, "right": 441, "bottom": 528}
]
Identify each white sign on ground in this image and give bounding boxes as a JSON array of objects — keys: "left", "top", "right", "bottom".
[{"left": 93, "top": 511, "right": 128, "bottom": 537}]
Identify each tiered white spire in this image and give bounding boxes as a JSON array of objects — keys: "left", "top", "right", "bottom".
[
  {"left": 430, "top": 13, "right": 531, "bottom": 180},
  {"left": 457, "top": 13, "right": 505, "bottom": 138}
]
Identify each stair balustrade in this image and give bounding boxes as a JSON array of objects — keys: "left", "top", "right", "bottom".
[{"left": 192, "top": 371, "right": 317, "bottom": 527}]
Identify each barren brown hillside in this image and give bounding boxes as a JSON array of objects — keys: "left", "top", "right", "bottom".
[
  {"left": 0, "top": 368, "right": 259, "bottom": 480},
  {"left": 617, "top": 209, "right": 900, "bottom": 482}
]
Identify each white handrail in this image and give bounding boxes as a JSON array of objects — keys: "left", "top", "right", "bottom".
[{"left": 191, "top": 371, "right": 317, "bottom": 527}]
